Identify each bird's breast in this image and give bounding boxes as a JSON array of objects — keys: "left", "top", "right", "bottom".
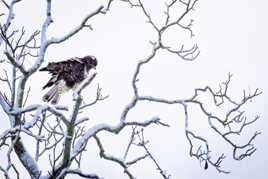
[{"left": 57, "top": 80, "right": 71, "bottom": 94}]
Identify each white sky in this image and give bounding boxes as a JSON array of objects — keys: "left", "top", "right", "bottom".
[{"left": 0, "top": 0, "right": 267, "bottom": 178}]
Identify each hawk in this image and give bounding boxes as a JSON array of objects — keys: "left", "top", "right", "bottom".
[{"left": 40, "top": 55, "right": 97, "bottom": 104}]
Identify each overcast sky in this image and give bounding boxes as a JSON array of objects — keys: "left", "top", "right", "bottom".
[{"left": 0, "top": 0, "right": 267, "bottom": 178}]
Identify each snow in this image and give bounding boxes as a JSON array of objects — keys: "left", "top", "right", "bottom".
[
  {"left": 120, "top": 96, "right": 137, "bottom": 122},
  {"left": 0, "top": 93, "right": 10, "bottom": 113},
  {"left": 0, "top": 166, "right": 10, "bottom": 179},
  {"left": 71, "top": 123, "right": 112, "bottom": 158},
  {"left": 0, "top": 0, "right": 20, "bottom": 47},
  {"left": 41, "top": 0, "right": 51, "bottom": 45},
  {"left": 9, "top": 104, "right": 41, "bottom": 115},
  {"left": 46, "top": 5, "right": 104, "bottom": 45},
  {"left": 208, "top": 116, "right": 213, "bottom": 128},
  {"left": 106, "top": 153, "right": 124, "bottom": 163},
  {"left": 73, "top": 72, "right": 97, "bottom": 101},
  {"left": 54, "top": 104, "right": 68, "bottom": 110},
  {"left": 20, "top": 149, "right": 40, "bottom": 177},
  {"left": 72, "top": 116, "right": 160, "bottom": 158},
  {"left": 24, "top": 105, "right": 45, "bottom": 129},
  {"left": 66, "top": 168, "right": 104, "bottom": 179},
  {"left": 0, "top": 128, "right": 11, "bottom": 140},
  {"left": 75, "top": 117, "right": 89, "bottom": 126}
]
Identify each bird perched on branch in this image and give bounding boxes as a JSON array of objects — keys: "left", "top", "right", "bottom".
[{"left": 40, "top": 55, "right": 97, "bottom": 104}]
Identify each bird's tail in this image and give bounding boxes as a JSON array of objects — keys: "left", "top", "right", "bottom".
[
  {"left": 42, "top": 85, "right": 61, "bottom": 105},
  {"left": 39, "top": 67, "right": 48, "bottom": 71}
]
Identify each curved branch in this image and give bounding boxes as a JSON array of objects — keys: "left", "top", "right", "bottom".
[
  {"left": 47, "top": 6, "right": 104, "bottom": 45},
  {"left": 94, "top": 135, "right": 135, "bottom": 179}
]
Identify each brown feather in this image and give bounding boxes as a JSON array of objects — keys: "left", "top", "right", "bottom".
[{"left": 40, "top": 55, "right": 97, "bottom": 104}]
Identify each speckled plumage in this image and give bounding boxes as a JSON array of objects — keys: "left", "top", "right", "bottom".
[{"left": 40, "top": 55, "right": 97, "bottom": 104}]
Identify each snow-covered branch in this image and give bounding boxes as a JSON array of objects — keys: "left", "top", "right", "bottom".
[
  {"left": 94, "top": 135, "right": 135, "bottom": 179},
  {"left": 73, "top": 73, "right": 97, "bottom": 100},
  {"left": 47, "top": 5, "right": 104, "bottom": 45},
  {"left": 79, "top": 84, "right": 109, "bottom": 110},
  {"left": 0, "top": 0, "right": 261, "bottom": 178},
  {"left": 71, "top": 117, "right": 160, "bottom": 160},
  {"left": 0, "top": 0, "right": 107, "bottom": 178},
  {"left": 63, "top": 168, "right": 102, "bottom": 179},
  {"left": 0, "top": 0, "right": 22, "bottom": 47},
  {"left": 9, "top": 104, "right": 68, "bottom": 115},
  {"left": 0, "top": 91, "right": 10, "bottom": 113}
]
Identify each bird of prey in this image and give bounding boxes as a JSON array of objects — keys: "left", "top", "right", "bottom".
[{"left": 39, "top": 55, "right": 97, "bottom": 104}]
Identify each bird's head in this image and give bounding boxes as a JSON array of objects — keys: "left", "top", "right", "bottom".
[{"left": 83, "top": 55, "right": 97, "bottom": 70}]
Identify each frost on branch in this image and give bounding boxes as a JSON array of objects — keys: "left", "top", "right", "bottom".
[
  {"left": 0, "top": 0, "right": 104, "bottom": 178},
  {"left": 0, "top": 0, "right": 261, "bottom": 179}
]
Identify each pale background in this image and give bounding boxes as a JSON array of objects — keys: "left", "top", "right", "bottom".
[{"left": 0, "top": 0, "right": 267, "bottom": 178}]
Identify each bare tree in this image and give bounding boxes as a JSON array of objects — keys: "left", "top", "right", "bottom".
[{"left": 0, "top": 0, "right": 261, "bottom": 178}]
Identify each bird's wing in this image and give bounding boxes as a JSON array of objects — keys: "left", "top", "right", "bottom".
[
  {"left": 39, "top": 57, "right": 82, "bottom": 73},
  {"left": 40, "top": 57, "right": 87, "bottom": 89},
  {"left": 42, "top": 74, "right": 59, "bottom": 89},
  {"left": 68, "top": 57, "right": 83, "bottom": 63}
]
